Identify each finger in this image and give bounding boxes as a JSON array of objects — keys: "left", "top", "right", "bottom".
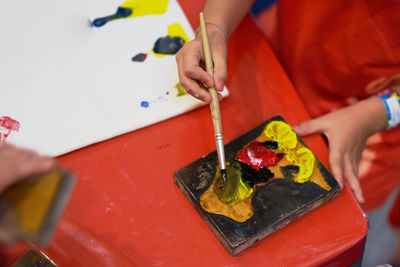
[
  {"left": 28, "top": 157, "right": 55, "bottom": 174},
  {"left": 177, "top": 56, "right": 211, "bottom": 103},
  {"left": 181, "top": 44, "right": 214, "bottom": 88},
  {"left": 12, "top": 146, "right": 53, "bottom": 175},
  {"left": 183, "top": 65, "right": 214, "bottom": 89},
  {"left": 218, "top": 92, "right": 223, "bottom": 102},
  {"left": 292, "top": 118, "right": 324, "bottom": 137},
  {"left": 365, "top": 76, "right": 388, "bottom": 94},
  {"left": 212, "top": 56, "right": 228, "bottom": 92},
  {"left": 328, "top": 146, "right": 344, "bottom": 189},
  {"left": 365, "top": 73, "right": 400, "bottom": 94},
  {"left": 344, "top": 155, "right": 365, "bottom": 204},
  {"left": 16, "top": 156, "right": 53, "bottom": 180},
  {"left": 194, "top": 80, "right": 213, "bottom": 103}
]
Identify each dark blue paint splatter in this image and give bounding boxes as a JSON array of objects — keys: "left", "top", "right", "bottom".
[
  {"left": 92, "top": 7, "right": 133, "bottom": 28},
  {"left": 132, "top": 53, "right": 148, "bottom": 62},
  {"left": 153, "top": 36, "right": 185, "bottom": 55}
]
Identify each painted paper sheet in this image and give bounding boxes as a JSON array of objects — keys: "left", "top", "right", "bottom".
[{"left": 0, "top": 0, "right": 228, "bottom": 156}]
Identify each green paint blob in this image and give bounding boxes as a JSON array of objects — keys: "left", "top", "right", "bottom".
[{"left": 214, "top": 161, "right": 253, "bottom": 206}]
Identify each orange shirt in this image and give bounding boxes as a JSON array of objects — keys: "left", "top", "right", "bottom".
[{"left": 274, "top": 0, "right": 400, "bottom": 211}]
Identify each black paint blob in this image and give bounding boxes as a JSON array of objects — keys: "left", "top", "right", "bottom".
[
  {"left": 260, "top": 140, "right": 278, "bottom": 150},
  {"left": 236, "top": 161, "right": 274, "bottom": 188},
  {"left": 280, "top": 165, "right": 300, "bottom": 180}
]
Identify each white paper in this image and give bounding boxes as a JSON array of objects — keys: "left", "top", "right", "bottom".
[{"left": 0, "top": 0, "right": 228, "bottom": 156}]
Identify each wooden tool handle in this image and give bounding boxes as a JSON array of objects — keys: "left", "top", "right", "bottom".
[{"left": 199, "top": 12, "right": 223, "bottom": 134}]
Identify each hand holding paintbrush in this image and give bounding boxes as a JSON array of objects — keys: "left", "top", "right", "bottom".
[{"left": 199, "top": 12, "right": 227, "bottom": 183}]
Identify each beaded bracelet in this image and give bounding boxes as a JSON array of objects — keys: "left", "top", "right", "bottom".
[{"left": 379, "top": 89, "right": 400, "bottom": 129}]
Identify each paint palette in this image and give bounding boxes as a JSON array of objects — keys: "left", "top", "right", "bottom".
[
  {"left": 174, "top": 116, "right": 340, "bottom": 256},
  {"left": 11, "top": 248, "right": 56, "bottom": 267}
]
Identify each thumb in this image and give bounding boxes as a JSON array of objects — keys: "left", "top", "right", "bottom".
[
  {"left": 292, "top": 119, "right": 323, "bottom": 137},
  {"left": 365, "top": 76, "right": 389, "bottom": 94}
]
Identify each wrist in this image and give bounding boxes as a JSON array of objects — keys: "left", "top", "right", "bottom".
[
  {"left": 195, "top": 22, "right": 228, "bottom": 40},
  {"left": 352, "top": 96, "right": 387, "bottom": 136}
]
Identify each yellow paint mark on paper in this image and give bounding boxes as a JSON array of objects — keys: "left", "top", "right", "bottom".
[
  {"left": 120, "top": 0, "right": 169, "bottom": 18},
  {"left": 175, "top": 82, "right": 187, "bottom": 96}
]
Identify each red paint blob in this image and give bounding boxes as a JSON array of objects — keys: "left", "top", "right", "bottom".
[
  {"left": 0, "top": 116, "right": 20, "bottom": 143},
  {"left": 237, "top": 141, "right": 279, "bottom": 171}
]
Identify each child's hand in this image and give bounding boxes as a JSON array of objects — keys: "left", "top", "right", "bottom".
[
  {"left": 176, "top": 26, "right": 228, "bottom": 103},
  {"left": 292, "top": 96, "right": 387, "bottom": 204}
]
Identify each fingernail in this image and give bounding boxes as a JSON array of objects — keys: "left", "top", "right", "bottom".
[{"left": 194, "top": 93, "right": 199, "bottom": 98}]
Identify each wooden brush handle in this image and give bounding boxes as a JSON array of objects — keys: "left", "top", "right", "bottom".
[{"left": 199, "top": 12, "right": 223, "bottom": 135}]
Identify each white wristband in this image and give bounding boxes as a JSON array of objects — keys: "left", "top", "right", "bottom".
[{"left": 379, "top": 90, "right": 400, "bottom": 129}]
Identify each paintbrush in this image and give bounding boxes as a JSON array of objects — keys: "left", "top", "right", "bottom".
[{"left": 199, "top": 12, "right": 227, "bottom": 184}]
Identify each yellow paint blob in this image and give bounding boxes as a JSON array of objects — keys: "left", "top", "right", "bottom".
[
  {"left": 200, "top": 162, "right": 254, "bottom": 222},
  {"left": 263, "top": 121, "right": 297, "bottom": 151},
  {"left": 200, "top": 184, "right": 254, "bottom": 223},
  {"left": 120, "top": 0, "right": 169, "bottom": 18},
  {"left": 286, "top": 147, "right": 315, "bottom": 183},
  {"left": 174, "top": 82, "right": 187, "bottom": 96},
  {"left": 167, "top": 23, "right": 189, "bottom": 43}
]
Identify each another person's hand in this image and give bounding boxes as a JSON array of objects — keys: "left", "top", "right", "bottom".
[
  {"left": 0, "top": 143, "right": 54, "bottom": 193},
  {"left": 0, "top": 143, "right": 54, "bottom": 245},
  {"left": 176, "top": 25, "right": 228, "bottom": 103},
  {"left": 292, "top": 96, "right": 387, "bottom": 204}
]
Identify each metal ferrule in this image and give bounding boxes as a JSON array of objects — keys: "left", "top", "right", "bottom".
[{"left": 215, "top": 133, "right": 226, "bottom": 170}]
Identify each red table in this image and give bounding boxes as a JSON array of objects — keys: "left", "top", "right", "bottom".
[{"left": 1, "top": 1, "right": 368, "bottom": 265}]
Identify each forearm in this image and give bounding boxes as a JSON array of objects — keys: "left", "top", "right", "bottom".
[{"left": 203, "top": 0, "right": 255, "bottom": 37}]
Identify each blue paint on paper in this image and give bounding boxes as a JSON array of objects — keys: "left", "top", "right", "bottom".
[
  {"left": 140, "top": 101, "right": 150, "bottom": 108},
  {"left": 140, "top": 92, "right": 170, "bottom": 108},
  {"left": 92, "top": 7, "right": 133, "bottom": 28}
]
